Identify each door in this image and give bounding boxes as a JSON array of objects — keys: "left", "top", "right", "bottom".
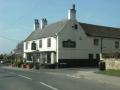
[
  {"left": 89, "top": 54, "right": 94, "bottom": 66},
  {"left": 47, "top": 52, "right": 51, "bottom": 64}
]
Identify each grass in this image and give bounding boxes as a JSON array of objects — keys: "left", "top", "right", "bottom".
[{"left": 96, "top": 70, "right": 120, "bottom": 77}]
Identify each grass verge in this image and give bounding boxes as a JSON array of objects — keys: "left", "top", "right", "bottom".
[{"left": 96, "top": 70, "right": 120, "bottom": 77}]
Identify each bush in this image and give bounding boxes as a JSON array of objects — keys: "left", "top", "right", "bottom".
[
  {"left": 17, "top": 62, "right": 23, "bottom": 68},
  {"left": 29, "top": 63, "right": 34, "bottom": 69},
  {"left": 21, "top": 64, "right": 27, "bottom": 68}
]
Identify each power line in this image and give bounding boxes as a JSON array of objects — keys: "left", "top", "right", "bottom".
[
  {"left": 0, "top": 2, "right": 40, "bottom": 43},
  {"left": 1, "top": 1, "right": 38, "bottom": 32},
  {"left": 0, "top": 3, "right": 37, "bottom": 42}
]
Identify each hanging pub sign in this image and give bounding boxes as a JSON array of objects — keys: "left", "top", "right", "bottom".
[{"left": 62, "top": 39, "right": 76, "bottom": 48}]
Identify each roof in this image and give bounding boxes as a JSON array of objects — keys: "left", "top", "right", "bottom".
[
  {"left": 80, "top": 23, "right": 120, "bottom": 39},
  {"left": 25, "top": 20, "right": 120, "bottom": 42},
  {"left": 25, "top": 19, "right": 67, "bottom": 41}
]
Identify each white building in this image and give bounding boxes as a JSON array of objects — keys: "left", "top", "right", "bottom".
[{"left": 23, "top": 5, "right": 120, "bottom": 68}]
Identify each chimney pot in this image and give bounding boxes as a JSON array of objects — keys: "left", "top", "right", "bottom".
[
  {"left": 68, "top": 4, "right": 76, "bottom": 20},
  {"left": 41, "top": 18, "right": 47, "bottom": 29},
  {"left": 73, "top": 4, "right": 75, "bottom": 10},
  {"left": 34, "top": 19, "right": 39, "bottom": 30}
]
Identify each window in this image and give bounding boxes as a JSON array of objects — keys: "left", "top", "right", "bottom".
[
  {"left": 26, "top": 42, "right": 28, "bottom": 50},
  {"left": 72, "top": 24, "right": 78, "bottom": 29},
  {"left": 89, "top": 54, "right": 93, "bottom": 59},
  {"left": 62, "top": 39, "right": 76, "bottom": 48},
  {"left": 115, "top": 41, "right": 119, "bottom": 49},
  {"left": 39, "top": 40, "right": 42, "bottom": 48},
  {"left": 47, "top": 38, "right": 51, "bottom": 47},
  {"left": 96, "top": 54, "right": 100, "bottom": 60},
  {"left": 74, "top": 24, "right": 78, "bottom": 29},
  {"left": 31, "top": 41, "right": 36, "bottom": 50},
  {"left": 93, "top": 39, "right": 99, "bottom": 46}
]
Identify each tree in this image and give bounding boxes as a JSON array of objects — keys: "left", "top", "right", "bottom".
[
  {"left": 0, "top": 54, "right": 4, "bottom": 59},
  {"left": 13, "top": 41, "right": 24, "bottom": 67},
  {"left": 14, "top": 41, "right": 23, "bottom": 54}
]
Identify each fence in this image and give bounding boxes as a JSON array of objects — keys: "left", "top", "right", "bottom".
[{"left": 104, "top": 59, "right": 120, "bottom": 70}]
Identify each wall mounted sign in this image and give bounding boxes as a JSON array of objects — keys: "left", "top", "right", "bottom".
[{"left": 62, "top": 39, "right": 76, "bottom": 48}]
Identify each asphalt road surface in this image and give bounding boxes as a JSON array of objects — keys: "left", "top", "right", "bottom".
[{"left": 0, "top": 65, "right": 120, "bottom": 90}]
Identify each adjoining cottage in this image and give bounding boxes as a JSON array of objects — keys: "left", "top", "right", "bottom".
[{"left": 23, "top": 4, "right": 120, "bottom": 68}]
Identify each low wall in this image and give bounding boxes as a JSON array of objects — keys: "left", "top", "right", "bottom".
[{"left": 104, "top": 59, "right": 120, "bottom": 70}]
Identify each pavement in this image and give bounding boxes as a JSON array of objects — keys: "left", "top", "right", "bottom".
[
  {"left": 2, "top": 66, "right": 120, "bottom": 88},
  {"left": 44, "top": 68, "right": 120, "bottom": 87}
]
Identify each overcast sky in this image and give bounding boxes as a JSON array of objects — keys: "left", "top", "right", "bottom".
[{"left": 0, "top": 0, "right": 120, "bottom": 54}]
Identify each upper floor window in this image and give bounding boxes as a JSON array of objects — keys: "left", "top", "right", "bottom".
[
  {"left": 93, "top": 39, "right": 99, "bottom": 46},
  {"left": 31, "top": 41, "right": 36, "bottom": 50},
  {"left": 39, "top": 40, "right": 42, "bottom": 48},
  {"left": 26, "top": 42, "right": 28, "bottom": 50},
  {"left": 74, "top": 24, "right": 78, "bottom": 29},
  {"left": 115, "top": 41, "right": 119, "bottom": 49},
  {"left": 72, "top": 24, "right": 78, "bottom": 29},
  {"left": 47, "top": 38, "right": 51, "bottom": 47}
]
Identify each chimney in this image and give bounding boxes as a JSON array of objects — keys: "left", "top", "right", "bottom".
[
  {"left": 33, "top": 19, "right": 39, "bottom": 30},
  {"left": 68, "top": 4, "right": 76, "bottom": 20},
  {"left": 40, "top": 18, "right": 47, "bottom": 29}
]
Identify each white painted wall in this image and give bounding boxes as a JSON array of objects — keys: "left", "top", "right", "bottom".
[
  {"left": 38, "top": 37, "right": 56, "bottom": 52},
  {"left": 102, "top": 38, "right": 120, "bottom": 53},
  {"left": 58, "top": 20, "right": 120, "bottom": 60},
  {"left": 24, "top": 37, "right": 56, "bottom": 53},
  {"left": 23, "top": 37, "right": 57, "bottom": 63},
  {"left": 23, "top": 20, "right": 120, "bottom": 62}
]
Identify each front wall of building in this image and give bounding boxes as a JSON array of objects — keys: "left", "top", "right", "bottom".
[
  {"left": 57, "top": 20, "right": 120, "bottom": 67},
  {"left": 58, "top": 20, "right": 100, "bottom": 60},
  {"left": 102, "top": 38, "right": 120, "bottom": 53},
  {"left": 24, "top": 37, "right": 56, "bottom": 53},
  {"left": 23, "top": 20, "right": 120, "bottom": 67},
  {"left": 23, "top": 37, "right": 57, "bottom": 64}
]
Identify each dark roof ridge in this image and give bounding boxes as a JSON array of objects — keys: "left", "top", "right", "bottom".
[
  {"left": 80, "top": 22, "right": 120, "bottom": 39},
  {"left": 24, "top": 19, "right": 67, "bottom": 41},
  {"left": 79, "top": 22, "right": 120, "bottom": 30},
  {"left": 43, "top": 19, "right": 67, "bottom": 29}
]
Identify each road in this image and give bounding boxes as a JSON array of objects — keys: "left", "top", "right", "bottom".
[{"left": 0, "top": 65, "right": 120, "bottom": 90}]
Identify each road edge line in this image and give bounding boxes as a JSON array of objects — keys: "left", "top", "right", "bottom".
[
  {"left": 18, "top": 75, "right": 32, "bottom": 80},
  {"left": 40, "top": 82, "right": 59, "bottom": 90}
]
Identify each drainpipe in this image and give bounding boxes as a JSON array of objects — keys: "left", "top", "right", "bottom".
[
  {"left": 55, "top": 33, "right": 59, "bottom": 68},
  {"left": 100, "top": 37, "right": 103, "bottom": 60}
]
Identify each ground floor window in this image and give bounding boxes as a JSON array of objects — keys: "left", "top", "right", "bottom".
[
  {"left": 89, "top": 54, "right": 93, "bottom": 59},
  {"left": 26, "top": 52, "right": 56, "bottom": 65}
]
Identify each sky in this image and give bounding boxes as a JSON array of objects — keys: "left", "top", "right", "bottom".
[{"left": 0, "top": 0, "right": 120, "bottom": 54}]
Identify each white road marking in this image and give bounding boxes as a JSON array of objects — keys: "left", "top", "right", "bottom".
[
  {"left": 18, "top": 75, "right": 32, "bottom": 80},
  {"left": 40, "top": 82, "right": 59, "bottom": 90},
  {"left": 66, "top": 74, "right": 80, "bottom": 78},
  {"left": 71, "top": 76, "right": 80, "bottom": 78}
]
